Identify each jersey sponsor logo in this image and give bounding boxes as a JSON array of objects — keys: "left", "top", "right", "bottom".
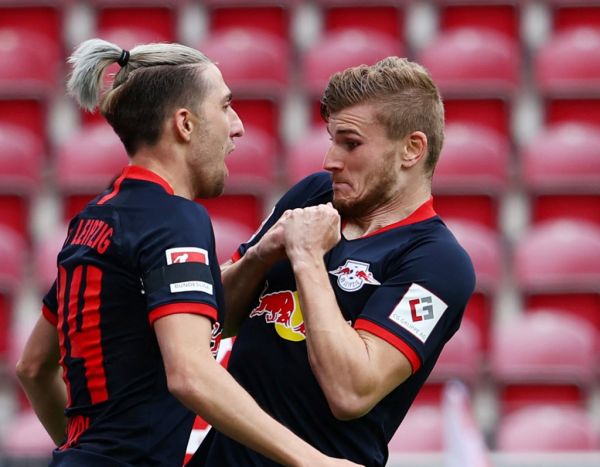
[
  {"left": 165, "top": 247, "right": 209, "bottom": 265},
  {"left": 388, "top": 283, "right": 448, "bottom": 343},
  {"left": 329, "top": 260, "right": 381, "bottom": 292},
  {"left": 249, "top": 289, "right": 306, "bottom": 341}
]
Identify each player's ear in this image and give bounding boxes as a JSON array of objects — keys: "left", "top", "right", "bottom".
[
  {"left": 401, "top": 131, "right": 427, "bottom": 168},
  {"left": 174, "top": 108, "right": 194, "bottom": 142}
]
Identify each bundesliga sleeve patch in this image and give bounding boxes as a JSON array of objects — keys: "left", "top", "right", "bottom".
[{"left": 388, "top": 283, "right": 448, "bottom": 343}]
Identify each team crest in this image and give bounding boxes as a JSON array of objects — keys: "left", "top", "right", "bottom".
[{"left": 329, "top": 260, "right": 381, "bottom": 292}]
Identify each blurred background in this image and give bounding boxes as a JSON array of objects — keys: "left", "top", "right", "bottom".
[{"left": 0, "top": 0, "right": 599, "bottom": 465}]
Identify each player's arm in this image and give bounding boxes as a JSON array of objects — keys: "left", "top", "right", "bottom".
[
  {"left": 16, "top": 314, "right": 67, "bottom": 444},
  {"left": 155, "top": 312, "right": 359, "bottom": 467},
  {"left": 221, "top": 215, "right": 288, "bottom": 337},
  {"left": 283, "top": 205, "right": 412, "bottom": 420}
]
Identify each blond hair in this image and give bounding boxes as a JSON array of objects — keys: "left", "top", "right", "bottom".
[{"left": 320, "top": 57, "right": 445, "bottom": 176}]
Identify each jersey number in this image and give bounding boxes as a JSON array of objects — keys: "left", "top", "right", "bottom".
[{"left": 57, "top": 264, "right": 108, "bottom": 405}]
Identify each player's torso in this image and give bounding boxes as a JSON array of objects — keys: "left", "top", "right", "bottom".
[{"left": 54, "top": 180, "right": 221, "bottom": 464}]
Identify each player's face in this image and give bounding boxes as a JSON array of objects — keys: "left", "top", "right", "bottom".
[
  {"left": 189, "top": 64, "right": 244, "bottom": 198},
  {"left": 323, "top": 103, "right": 403, "bottom": 218}
]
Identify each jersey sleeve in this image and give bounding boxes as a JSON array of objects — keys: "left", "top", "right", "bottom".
[
  {"left": 233, "top": 172, "right": 332, "bottom": 261},
  {"left": 139, "top": 202, "right": 221, "bottom": 326},
  {"left": 354, "top": 239, "right": 475, "bottom": 374},
  {"left": 41, "top": 280, "right": 58, "bottom": 326}
]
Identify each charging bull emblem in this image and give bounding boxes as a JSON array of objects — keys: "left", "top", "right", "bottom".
[
  {"left": 250, "top": 290, "right": 306, "bottom": 341},
  {"left": 329, "top": 260, "right": 381, "bottom": 292}
]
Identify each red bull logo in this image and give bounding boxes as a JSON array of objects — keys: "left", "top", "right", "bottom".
[
  {"left": 329, "top": 259, "right": 381, "bottom": 292},
  {"left": 250, "top": 290, "right": 306, "bottom": 341}
]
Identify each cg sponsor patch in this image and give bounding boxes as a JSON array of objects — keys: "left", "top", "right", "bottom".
[{"left": 388, "top": 283, "right": 448, "bottom": 343}]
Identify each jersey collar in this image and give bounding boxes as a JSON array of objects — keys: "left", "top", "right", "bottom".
[
  {"left": 358, "top": 196, "right": 437, "bottom": 239},
  {"left": 122, "top": 165, "right": 175, "bottom": 195}
]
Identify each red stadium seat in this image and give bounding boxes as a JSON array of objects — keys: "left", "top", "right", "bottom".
[
  {"left": 93, "top": 1, "right": 177, "bottom": 43},
  {"left": 521, "top": 123, "right": 600, "bottom": 226},
  {"left": 317, "top": 0, "right": 406, "bottom": 41},
  {"left": 0, "top": 124, "right": 43, "bottom": 239},
  {"left": 419, "top": 27, "right": 520, "bottom": 97},
  {"left": 200, "top": 29, "right": 289, "bottom": 140},
  {"left": 225, "top": 125, "right": 278, "bottom": 192},
  {"left": 491, "top": 311, "right": 597, "bottom": 414},
  {"left": 444, "top": 219, "right": 502, "bottom": 352},
  {"left": 550, "top": 1, "right": 600, "bottom": 32},
  {"left": 286, "top": 126, "right": 330, "bottom": 185},
  {"left": 536, "top": 28, "right": 600, "bottom": 126},
  {"left": 388, "top": 404, "right": 443, "bottom": 453},
  {"left": 302, "top": 29, "right": 404, "bottom": 124},
  {"left": 205, "top": 0, "right": 292, "bottom": 42},
  {"left": 433, "top": 123, "right": 510, "bottom": 229},
  {"left": 514, "top": 220, "right": 600, "bottom": 333},
  {"left": 434, "top": 0, "right": 520, "bottom": 41},
  {"left": 0, "top": 3, "right": 63, "bottom": 55},
  {"left": 212, "top": 218, "right": 255, "bottom": 264},
  {"left": 201, "top": 29, "right": 289, "bottom": 94},
  {"left": 0, "top": 27, "right": 60, "bottom": 91},
  {"left": 55, "top": 123, "right": 128, "bottom": 221},
  {"left": 496, "top": 405, "right": 600, "bottom": 452}
]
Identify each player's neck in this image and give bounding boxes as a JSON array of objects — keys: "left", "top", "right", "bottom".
[
  {"left": 130, "top": 146, "right": 192, "bottom": 199},
  {"left": 342, "top": 184, "right": 431, "bottom": 240}
]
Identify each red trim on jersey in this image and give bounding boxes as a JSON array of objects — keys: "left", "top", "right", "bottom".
[
  {"left": 98, "top": 165, "right": 174, "bottom": 205},
  {"left": 360, "top": 197, "right": 436, "bottom": 238},
  {"left": 97, "top": 171, "right": 126, "bottom": 205},
  {"left": 149, "top": 302, "right": 218, "bottom": 326},
  {"left": 231, "top": 249, "right": 242, "bottom": 263},
  {"left": 56, "top": 266, "right": 73, "bottom": 407},
  {"left": 122, "top": 165, "right": 174, "bottom": 195},
  {"left": 354, "top": 318, "right": 421, "bottom": 373},
  {"left": 42, "top": 303, "right": 58, "bottom": 326}
]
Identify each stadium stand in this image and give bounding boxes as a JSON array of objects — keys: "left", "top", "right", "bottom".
[
  {"left": 432, "top": 123, "right": 510, "bottom": 229},
  {"left": 443, "top": 219, "right": 503, "bottom": 352},
  {"left": 536, "top": 27, "right": 600, "bottom": 126},
  {"left": 434, "top": 0, "right": 520, "bottom": 41},
  {"left": 491, "top": 311, "right": 598, "bottom": 415},
  {"left": 4, "top": 1, "right": 600, "bottom": 465},
  {"left": 55, "top": 122, "right": 128, "bottom": 221},
  {"left": 0, "top": 124, "right": 43, "bottom": 240},
  {"left": 521, "top": 122, "right": 600, "bottom": 226},
  {"left": 302, "top": 29, "right": 404, "bottom": 124},
  {"left": 514, "top": 219, "right": 600, "bottom": 333},
  {"left": 316, "top": 0, "right": 406, "bottom": 42},
  {"left": 0, "top": 225, "right": 25, "bottom": 359},
  {"left": 496, "top": 405, "right": 600, "bottom": 451}
]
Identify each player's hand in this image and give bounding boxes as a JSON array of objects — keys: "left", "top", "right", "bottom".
[
  {"left": 281, "top": 203, "right": 341, "bottom": 262},
  {"left": 249, "top": 215, "right": 288, "bottom": 267}
]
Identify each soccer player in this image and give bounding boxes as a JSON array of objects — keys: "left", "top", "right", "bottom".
[
  {"left": 15, "top": 39, "right": 359, "bottom": 467},
  {"left": 191, "top": 57, "right": 476, "bottom": 466}
]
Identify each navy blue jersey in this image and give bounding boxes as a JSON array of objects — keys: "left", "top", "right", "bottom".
[
  {"left": 42, "top": 166, "right": 224, "bottom": 466},
  {"left": 193, "top": 172, "right": 475, "bottom": 467}
]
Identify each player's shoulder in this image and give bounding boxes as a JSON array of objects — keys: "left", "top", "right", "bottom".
[
  {"left": 280, "top": 172, "right": 332, "bottom": 207},
  {"left": 405, "top": 217, "right": 475, "bottom": 286}
]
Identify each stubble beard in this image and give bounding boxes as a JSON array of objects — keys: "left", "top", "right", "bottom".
[{"left": 332, "top": 150, "right": 398, "bottom": 219}]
